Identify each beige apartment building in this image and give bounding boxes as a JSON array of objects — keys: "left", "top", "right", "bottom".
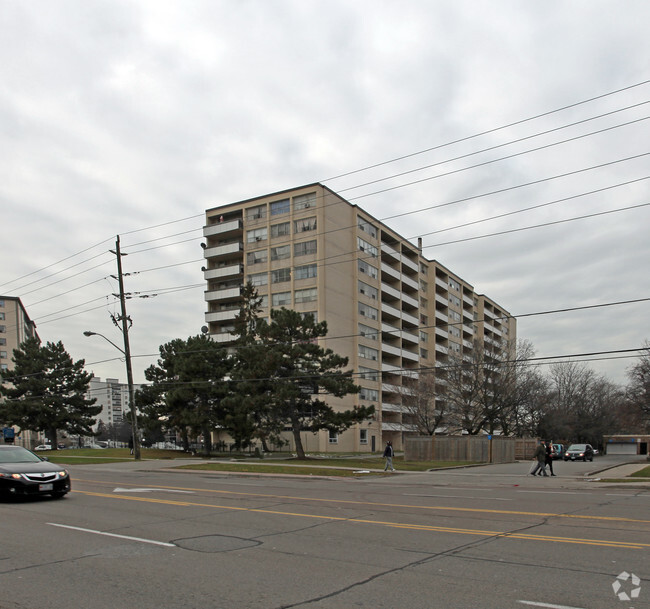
[
  {"left": 202, "top": 184, "right": 516, "bottom": 453},
  {"left": 1, "top": 296, "right": 41, "bottom": 447}
]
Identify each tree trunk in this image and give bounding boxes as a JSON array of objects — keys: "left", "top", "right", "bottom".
[
  {"left": 47, "top": 427, "right": 58, "bottom": 450},
  {"left": 202, "top": 426, "right": 212, "bottom": 457},
  {"left": 291, "top": 425, "right": 306, "bottom": 459}
]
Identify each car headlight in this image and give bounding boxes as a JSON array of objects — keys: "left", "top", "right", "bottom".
[
  {"left": 57, "top": 471, "right": 67, "bottom": 478},
  {"left": 11, "top": 473, "right": 23, "bottom": 479}
]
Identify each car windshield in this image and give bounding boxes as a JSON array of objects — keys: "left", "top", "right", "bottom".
[
  {"left": 569, "top": 444, "right": 587, "bottom": 450},
  {"left": 0, "top": 447, "right": 44, "bottom": 464}
]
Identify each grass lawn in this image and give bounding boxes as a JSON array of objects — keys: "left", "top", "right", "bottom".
[{"left": 39, "top": 449, "right": 477, "bottom": 476}]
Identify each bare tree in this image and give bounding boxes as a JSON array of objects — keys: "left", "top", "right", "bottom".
[
  {"left": 400, "top": 368, "right": 448, "bottom": 435},
  {"left": 626, "top": 340, "right": 650, "bottom": 426}
]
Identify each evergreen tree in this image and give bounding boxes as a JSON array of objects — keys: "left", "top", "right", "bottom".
[
  {"left": 258, "top": 308, "right": 372, "bottom": 459},
  {"left": 0, "top": 338, "right": 100, "bottom": 448},
  {"left": 137, "top": 334, "right": 232, "bottom": 456},
  {"left": 223, "top": 283, "right": 277, "bottom": 451}
]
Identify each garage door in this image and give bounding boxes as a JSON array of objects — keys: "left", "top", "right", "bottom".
[{"left": 607, "top": 443, "right": 638, "bottom": 455}]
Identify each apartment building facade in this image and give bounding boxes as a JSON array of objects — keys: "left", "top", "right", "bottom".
[
  {"left": 1, "top": 296, "right": 41, "bottom": 446},
  {"left": 202, "top": 184, "right": 516, "bottom": 453}
]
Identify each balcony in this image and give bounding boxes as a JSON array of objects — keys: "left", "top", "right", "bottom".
[
  {"left": 205, "top": 287, "right": 240, "bottom": 301},
  {"left": 401, "top": 311, "right": 419, "bottom": 327},
  {"left": 401, "top": 348, "right": 419, "bottom": 362},
  {"left": 205, "top": 309, "right": 239, "bottom": 322},
  {"left": 380, "top": 262, "right": 400, "bottom": 281},
  {"left": 211, "top": 332, "right": 237, "bottom": 344},
  {"left": 381, "top": 302, "right": 401, "bottom": 320},
  {"left": 401, "top": 329, "right": 418, "bottom": 344},
  {"left": 401, "top": 274, "right": 419, "bottom": 291},
  {"left": 382, "top": 343, "right": 401, "bottom": 357},
  {"left": 203, "top": 219, "right": 243, "bottom": 238},
  {"left": 400, "top": 255, "right": 419, "bottom": 274},
  {"left": 381, "top": 242, "right": 399, "bottom": 261},
  {"left": 203, "top": 264, "right": 243, "bottom": 280},
  {"left": 203, "top": 242, "right": 243, "bottom": 259},
  {"left": 402, "top": 293, "right": 418, "bottom": 309},
  {"left": 381, "top": 283, "right": 401, "bottom": 301}
]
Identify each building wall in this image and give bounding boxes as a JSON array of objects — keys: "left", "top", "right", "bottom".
[
  {"left": 203, "top": 184, "right": 516, "bottom": 453},
  {"left": 0, "top": 296, "right": 41, "bottom": 447}
]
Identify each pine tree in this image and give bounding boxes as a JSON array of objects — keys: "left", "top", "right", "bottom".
[
  {"left": 0, "top": 338, "right": 100, "bottom": 448},
  {"left": 137, "top": 334, "right": 232, "bottom": 455}
]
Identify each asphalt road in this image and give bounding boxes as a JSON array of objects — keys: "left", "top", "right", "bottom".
[{"left": 1, "top": 455, "right": 649, "bottom": 609}]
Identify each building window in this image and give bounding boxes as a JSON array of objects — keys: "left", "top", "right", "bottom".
[
  {"left": 357, "top": 216, "right": 377, "bottom": 238},
  {"left": 0, "top": 326, "right": 5, "bottom": 333},
  {"left": 359, "top": 323, "right": 378, "bottom": 340},
  {"left": 0, "top": 338, "right": 6, "bottom": 346},
  {"left": 248, "top": 272, "right": 268, "bottom": 287},
  {"left": 450, "top": 294, "right": 461, "bottom": 308},
  {"left": 300, "top": 311, "right": 318, "bottom": 322},
  {"left": 259, "top": 295, "right": 269, "bottom": 308},
  {"left": 293, "top": 192, "right": 316, "bottom": 210},
  {"left": 358, "top": 260, "right": 378, "bottom": 279},
  {"left": 358, "top": 303, "right": 378, "bottom": 320},
  {"left": 294, "top": 217, "right": 317, "bottom": 233},
  {"left": 247, "top": 228, "right": 267, "bottom": 243},
  {"left": 294, "top": 264, "right": 317, "bottom": 280},
  {"left": 357, "top": 237, "right": 378, "bottom": 257},
  {"left": 270, "top": 222, "right": 290, "bottom": 238},
  {"left": 420, "top": 348, "right": 428, "bottom": 358},
  {"left": 1, "top": 364, "right": 7, "bottom": 372},
  {"left": 246, "top": 205, "right": 266, "bottom": 220},
  {"left": 359, "top": 366, "right": 379, "bottom": 381},
  {"left": 295, "top": 288, "right": 317, "bottom": 303},
  {"left": 294, "top": 240, "right": 317, "bottom": 257},
  {"left": 450, "top": 326, "right": 461, "bottom": 338},
  {"left": 358, "top": 345, "right": 378, "bottom": 361},
  {"left": 420, "top": 280, "right": 428, "bottom": 293},
  {"left": 0, "top": 351, "right": 6, "bottom": 359},
  {"left": 450, "top": 310, "right": 461, "bottom": 322},
  {"left": 0, "top": 313, "right": 4, "bottom": 320},
  {"left": 358, "top": 280, "right": 378, "bottom": 300},
  {"left": 449, "top": 278, "right": 461, "bottom": 291},
  {"left": 328, "top": 430, "right": 338, "bottom": 444},
  {"left": 420, "top": 263, "right": 428, "bottom": 275},
  {"left": 360, "top": 429, "right": 368, "bottom": 445},
  {"left": 272, "top": 292, "right": 291, "bottom": 307},
  {"left": 360, "top": 388, "right": 378, "bottom": 401},
  {"left": 271, "top": 245, "right": 291, "bottom": 260},
  {"left": 247, "top": 250, "right": 268, "bottom": 265},
  {"left": 271, "top": 268, "right": 291, "bottom": 284},
  {"left": 420, "top": 331, "right": 428, "bottom": 343},
  {"left": 270, "top": 199, "right": 290, "bottom": 216}
]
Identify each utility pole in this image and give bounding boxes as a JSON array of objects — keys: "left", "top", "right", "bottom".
[{"left": 111, "top": 235, "right": 141, "bottom": 460}]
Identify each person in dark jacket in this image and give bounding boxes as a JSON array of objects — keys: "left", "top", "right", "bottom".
[
  {"left": 383, "top": 441, "right": 395, "bottom": 472},
  {"left": 544, "top": 440, "right": 556, "bottom": 476},
  {"left": 530, "top": 440, "right": 548, "bottom": 476}
]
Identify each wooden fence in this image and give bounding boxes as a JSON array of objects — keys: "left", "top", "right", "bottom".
[{"left": 405, "top": 435, "right": 530, "bottom": 463}]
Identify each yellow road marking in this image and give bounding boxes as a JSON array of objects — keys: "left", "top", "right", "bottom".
[
  {"left": 72, "top": 478, "right": 650, "bottom": 525},
  {"left": 73, "top": 490, "right": 649, "bottom": 550}
]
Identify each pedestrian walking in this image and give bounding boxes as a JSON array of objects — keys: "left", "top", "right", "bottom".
[
  {"left": 383, "top": 441, "right": 395, "bottom": 472},
  {"left": 530, "top": 440, "right": 548, "bottom": 476},
  {"left": 545, "top": 440, "right": 556, "bottom": 476}
]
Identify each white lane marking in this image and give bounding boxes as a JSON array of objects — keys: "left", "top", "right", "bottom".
[
  {"left": 518, "top": 601, "right": 586, "bottom": 609},
  {"left": 405, "top": 493, "right": 511, "bottom": 501},
  {"left": 113, "top": 487, "right": 193, "bottom": 493},
  {"left": 47, "top": 523, "right": 175, "bottom": 547},
  {"left": 516, "top": 490, "right": 583, "bottom": 495}
]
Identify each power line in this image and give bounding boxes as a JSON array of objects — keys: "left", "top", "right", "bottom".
[{"left": 322, "top": 78, "right": 650, "bottom": 181}]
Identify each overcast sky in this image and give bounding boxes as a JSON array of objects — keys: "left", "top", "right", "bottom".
[{"left": 1, "top": 1, "right": 648, "bottom": 386}]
